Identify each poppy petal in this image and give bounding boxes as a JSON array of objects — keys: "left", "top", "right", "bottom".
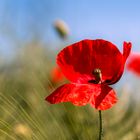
[
  {"left": 127, "top": 53, "right": 140, "bottom": 76},
  {"left": 108, "top": 41, "right": 132, "bottom": 84},
  {"left": 91, "top": 84, "right": 117, "bottom": 110},
  {"left": 46, "top": 83, "right": 98, "bottom": 106},
  {"left": 57, "top": 39, "right": 130, "bottom": 84},
  {"left": 123, "top": 42, "right": 132, "bottom": 61}
]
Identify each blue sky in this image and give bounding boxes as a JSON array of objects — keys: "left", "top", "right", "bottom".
[{"left": 0, "top": 0, "right": 140, "bottom": 57}]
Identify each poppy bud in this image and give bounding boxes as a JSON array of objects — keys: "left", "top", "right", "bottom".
[{"left": 54, "top": 19, "right": 69, "bottom": 39}]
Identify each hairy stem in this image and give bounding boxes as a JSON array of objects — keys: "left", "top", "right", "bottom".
[{"left": 98, "top": 110, "right": 103, "bottom": 140}]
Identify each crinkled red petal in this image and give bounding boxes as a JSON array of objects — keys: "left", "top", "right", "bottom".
[
  {"left": 45, "top": 83, "right": 117, "bottom": 110},
  {"left": 57, "top": 39, "right": 131, "bottom": 84},
  {"left": 45, "top": 83, "right": 94, "bottom": 106},
  {"left": 90, "top": 84, "right": 117, "bottom": 110}
]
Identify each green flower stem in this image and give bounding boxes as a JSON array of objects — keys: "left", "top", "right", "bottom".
[{"left": 98, "top": 110, "right": 103, "bottom": 140}]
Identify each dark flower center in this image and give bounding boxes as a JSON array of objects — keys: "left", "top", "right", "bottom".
[
  {"left": 105, "top": 79, "right": 111, "bottom": 84},
  {"left": 88, "top": 68, "right": 102, "bottom": 84}
]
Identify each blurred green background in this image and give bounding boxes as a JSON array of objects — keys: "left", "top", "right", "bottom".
[{"left": 0, "top": 0, "right": 140, "bottom": 140}]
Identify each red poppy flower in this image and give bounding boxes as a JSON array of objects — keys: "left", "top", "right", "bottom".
[
  {"left": 46, "top": 39, "right": 131, "bottom": 110},
  {"left": 51, "top": 66, "right": 65, "bottom": 83},
  {"left": 127, "top": 53, "right": 140, "bottom": 76}
]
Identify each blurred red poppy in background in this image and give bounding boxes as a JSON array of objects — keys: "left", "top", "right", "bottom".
[
  {"left": 51, "top": 66, "right": 65, "bottom": 83},
  {"left": 46, "top": 39, "right": 131, "bottom": 110},
  {"left": 127, "top": 53, "right": 140, "bottom": 76}
]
